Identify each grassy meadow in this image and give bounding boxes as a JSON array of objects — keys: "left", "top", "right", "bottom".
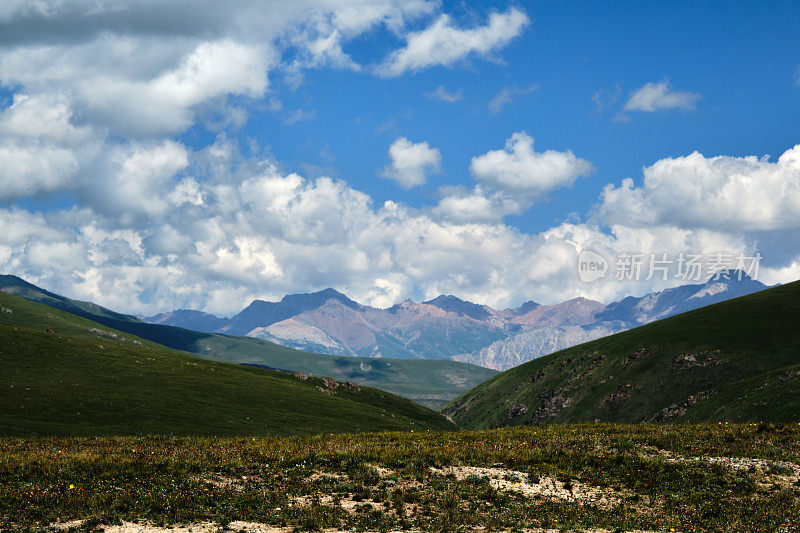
[
  {"left": 2, "top": 423, "right": 800, "bottom": 532},
  {"left": 0, "top": 276, "right": 497, "bottom": 408},
  {"left": 0, "top": 291, "right": 454, "bottom": 437}
]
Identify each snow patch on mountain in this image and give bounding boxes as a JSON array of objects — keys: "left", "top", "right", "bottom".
[{"left": 690, "top": 282, "right": 728, "bottom": 299}]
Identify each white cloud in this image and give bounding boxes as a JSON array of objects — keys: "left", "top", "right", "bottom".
[
  {"left": 0, "top": 93, "right": 90, "bottom": 142},
  {"left": 0, "top": 93, "right": 98, "bottom": 199},
  {"left": 0, "top": 144, "right": 791, "bottom": 316},
  {"left": 488, "top": 84, "right": 537, "bottom": 114},
  {"left": 0, "top": 142, "right": 79, "bottom": 199},
  {"left": 0, "top": 0, "right": 444, "bottom": 139},
  {"left": 381, "top": 137, "right": 441, "bottom": 188},
  {"left": 433, "top": 186, "right": 523, "bottom": 222},
  {"left": 433, "top": 133, "right": 593, "bottom": 223},
  {"left": 169, "top": 178, "right": 205, "bottom": 207},
  {"left": 0, "top": 1, "right": 796, "bottom": 316},
  {"left": 83, "top": 140, "right": 191, "bottom": 221},
  {"left": 469, "top": 132, "right": 594, "bottom": 196},
  {"left": 624, "top": 80, "right": 700, "bottom": 112},
  {"left": 75, "top": 40, "right": 271, "bottom": 136},
  {"left": 378, "top": 7, "right": 529, "bottom": 77},
  {"left": 427, "top": 85, "right": 463, "bottom": 102},
  {"left": 0, "top": 0, "right": 453, "bottom": 207},
  {"left": 597, "top": 145, "right": 800, "bottom": 232}
]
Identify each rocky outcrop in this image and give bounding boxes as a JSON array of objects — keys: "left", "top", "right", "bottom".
[{"left": 652, "top": 392, "right": 711, "bottom": 422}]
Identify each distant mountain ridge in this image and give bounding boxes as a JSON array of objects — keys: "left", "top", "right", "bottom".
[
  {"left": 0, "top": 274, "right": 496, "bottom": 408},
  {"left": 145, "top": 272, "right": 770, "bottom": 370},
  {"left": 0, "top": 290, "right": 455, "bottom": 436}
]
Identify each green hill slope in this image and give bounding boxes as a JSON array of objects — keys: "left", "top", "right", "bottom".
[
  {"left": 0, "top": 276, "right": 496, "bottom": 408},
  {"left": 444, "top": 279, "right": 800, "bottom": 427},
  {"left": 0, "top": 291, "right": 456, "bottom": 436}
]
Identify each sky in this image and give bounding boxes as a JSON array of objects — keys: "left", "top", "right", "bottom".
[{"left": 1, "top": 0, "right": 799, "bottom": 315}]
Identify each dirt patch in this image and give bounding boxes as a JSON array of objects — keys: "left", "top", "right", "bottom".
[
  {"left": 55, "top": 520, "right": 667, "bottom": 533},
  {"left": 429, "top": 465, "right": 624, "bottom": 508},
  {"left": 308, "top": 471, "right": 346, "bottom": 481},
  {"left": 671, "top": 350, "right": 722, "bottom": 370},
  {"left": 640, "top": 447, "right": 800, "bottom": 490},
  {"left": 97, "top": 522, "right": 287, "bottom": 532},
  {"left": 368, "top": 464, "right": 395, "bottom": 478},
  {"left": 291, "top": 493, "right": 390, "bottom": 515},
  {"left": 52, "top": 519, "right": 85, "bottom": 530},
  {"left": 508, "top": 404, "right": 529, "bottom": 418},
  {"left": 192, "top": 473, "right": 262, "bottom": 491}
]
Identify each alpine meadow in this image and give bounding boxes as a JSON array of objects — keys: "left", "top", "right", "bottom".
[{"left": 1, "top": 1, "right": 800, "bottom": 532}]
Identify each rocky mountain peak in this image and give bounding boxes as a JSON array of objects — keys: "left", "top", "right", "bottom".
[{"left": 423, "top": 294, "right": 492, "bottom": 321}]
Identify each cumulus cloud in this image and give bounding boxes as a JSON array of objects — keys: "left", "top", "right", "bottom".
[
  {"left": 0, "top": 0, "right": 452, "bottom": 217},
  {"left": 488, "top": 84, "right": 537, "bottom": 113},
  {"left": 0, "top": 0, "right": 445, "bottom": 139},
  {"left": 378, "top": 7, "right": 529, "bottom": 77},
  {"left": 169, "top": 177, "right": 205, "bottom": 207},
  {"left": 433, "top": 133, "right": 593, "bottom": 223},
  {"left": 469, "top": 132, "right": 594, "bottom": 197},
  {"left": 0, "top": 93, "right": 98, "bottom": 199},
  {"left": 381, "top": 137, "right": 441, "bottom": 188},
  {"left": 1, "top": 38, "right": 272, "bottom": 137},
  {"left": 597, "top": 145, "right": 800, "bottom": 232},
  {"left": 624, "top": 80, "right": 700, "bottom": 112},
  {"left": 86, "top": 140, "right": 191, "bottom": 221},
  {"left": 0, "top": 142, "right": 79, "bottom": 199},
  {"left": 0, "top": 1, "right": 797, "bottom": 316},
  {"left": 0, "top": 1, "right": 516, "bottom": 211},
  {"left": 81, "top": 40, "right": 271, "bottom": 136},
  {"left": 1, "top": 142, "right": 795, "bottom": 316},
  {"left": 433, "top": 185, "right": 524, "bottom": 222}
]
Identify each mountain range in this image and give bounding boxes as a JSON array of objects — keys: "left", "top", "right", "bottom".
[
  {"left": 0, "top": 275, "right": 495, "bottom": 409},
  {"left": 147, "top": 272, "right": 769, "bottom": 370}
]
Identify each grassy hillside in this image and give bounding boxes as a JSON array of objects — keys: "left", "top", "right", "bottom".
[
  {"left": 0, "top": 276, "right": 496, "bottom": 407},
  {"left": 0, "top": 291, "right": 455, "bottom": 436},
  {"left": 444, "top": 279, "right": 800, "bottom": 427},
  {"left": 0, "top": 274, "right": 141, "bottom": 322},
  {"left": 3, "top": 424, "right": 800, "bottom": 531}
]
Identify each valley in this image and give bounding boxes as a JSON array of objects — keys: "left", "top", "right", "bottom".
[{"left": 0, "top": 276, "right": 495, "bottom": 409}]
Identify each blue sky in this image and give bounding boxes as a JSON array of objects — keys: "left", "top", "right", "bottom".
[
  {"left": 1, "top": 0, "right": 799, "bottom": 314},
  {"left": 221, "top": 0, "right": 800, "bottom": 233}
]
